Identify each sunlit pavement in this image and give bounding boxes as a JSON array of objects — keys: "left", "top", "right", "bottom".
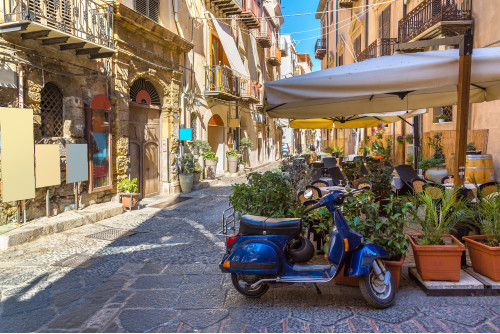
[{"left": 0, "top": 166, "right": 499, "bottom": 333}]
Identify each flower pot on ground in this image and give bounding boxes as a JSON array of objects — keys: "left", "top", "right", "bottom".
[
  {"left": 226, "top": 148, "right": 239, "bottom": 173},
  {"left": 421, "top": 132, "right": 447, "bottom": 183},
  {"left": 425, "top": 164, "right": 448, "bottom": 184},
  {"left": 203, "top": 151, "right": 218, "bottom": 179},
  {"left": 118, "top": 178, "right": 139, "bottom": 209},
  {"left": 463, "top": 235, "right": 500, "bottom": 281},
  {"left": 408, "top": 235, "right": 464, "bottom": 281},
  {"left": 407, "top": 189, "right": 472, "bottom": 281},
  {"left": 463, "top": 194, "right": 500, "bottom": 281},
  {"left": 179, "top": 174, "right": 194, "bottom": 193},
  {"left": 193, "top": 172, "right": 201, "bottom": 184}
]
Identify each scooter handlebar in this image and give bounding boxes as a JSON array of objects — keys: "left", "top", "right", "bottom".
[{"left": 302, "top": 189, "right": 366, "bottom": 214}]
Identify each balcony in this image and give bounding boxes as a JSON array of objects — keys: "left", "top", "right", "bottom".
[
  {"left": 266, "top": 44, "right": 281, "bottom": 66},
  {"left": 208, "top": 0, "right": 243, "bottom": 16},
  {"left": 241, "top": 0, "right": 261, "bottom": 29},
  {"left": 256, "top": 20, "right": 272, "bottom": 48},
  {"left": 240, "top": 78, "right": 261, "bottom": 103},
  {"left": 398, "top": 0, "right": 472, "bottom": 43},
  {"left": 357, "top": 38, "right": 397, "bottom": 62},
  {"left": 338, "top": 0, "right": 358, "bottom": 9},
  {"left": 314, "top": 38, "right": 326, "bottom": 60},
  {"left": 205, "top": 65, "right": 240, "bottom": 101},
  {"left": 279, "top": 36, "right": 288, "bottom": 57},
  {"left": 0, "top": 0, "right": 114, "bottom": 59}
]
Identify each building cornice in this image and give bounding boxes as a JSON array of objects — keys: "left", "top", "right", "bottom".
[
  {"left": 113, "top": 3, "right": 194, "bottom": 54},
  {"left": 316, "top": 0, "right": 328, "bottom": 19}
]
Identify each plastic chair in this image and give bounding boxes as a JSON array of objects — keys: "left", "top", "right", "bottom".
[
  {"left": 479, "top": 182, "right": 500, "bottom": 197},
  {"left": 322, "top": 157, "right": 337, "bottom": 168},
  {"left": 311, "top": 180, "right": 329, "bottom": 188},
  {"left": 328, "top": 166, "right": 349, "bottom": 187},
  {"left": 441, "top": 175, "right": 454, "bottom": 184}
]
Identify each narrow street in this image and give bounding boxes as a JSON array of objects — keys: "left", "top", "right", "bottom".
[{"left": 0, "top": 169, "right": 498, "bottom": 333}]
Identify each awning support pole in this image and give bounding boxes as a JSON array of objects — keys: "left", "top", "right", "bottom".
[
  {"left": 454, "top": 30, "right": 473, "bottom": 189},
  {"left": 413, "top": 116, "right": 419, "bottom": 171}
]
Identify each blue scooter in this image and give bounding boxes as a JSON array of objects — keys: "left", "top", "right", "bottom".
[{"left": 219, "top": 189, "right": 396, "bottom": 308}]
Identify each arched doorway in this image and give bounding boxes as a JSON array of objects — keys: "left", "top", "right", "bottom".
[
  {"left": 129, "top": 78, "right": 161, "bottom": 197},
  {"left": 208, "top": 114, "right": 225, "bottom": 175}
]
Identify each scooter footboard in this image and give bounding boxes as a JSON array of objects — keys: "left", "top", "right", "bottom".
[
  {"left": 220, "top": 240, "right": 281, "bottom": 275},
  {"left": 342, "top": 243, "right": 390, "bottom": 277}
]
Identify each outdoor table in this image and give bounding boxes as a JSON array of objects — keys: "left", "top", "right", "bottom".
[
  {"left": 391, "top": 176, "right": 403, "bottom": 190},
  {"left": 319, "top": 186, "right": 349, "bottom": 194}
]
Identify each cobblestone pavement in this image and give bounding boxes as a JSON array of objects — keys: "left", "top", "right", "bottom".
[{"left": 0, "top": 165, "right": 499, "bottom": 333}]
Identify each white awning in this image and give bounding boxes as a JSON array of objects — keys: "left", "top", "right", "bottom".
[
  {"left": 209, "top": 13, "right": 248, "bottom": 77},
  {"left": 265, "top": 47, "right": 500, "bottom": 119}
]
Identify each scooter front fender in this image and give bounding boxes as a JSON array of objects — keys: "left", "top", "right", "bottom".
[
  {"left": 220, "top": 239, "right": 281, "bottom": 275},
  {"left": 343, "top": 243, "right": 390, "bottom": 277}
]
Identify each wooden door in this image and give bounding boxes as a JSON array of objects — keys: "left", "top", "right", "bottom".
[{"left": 129, "top": 105, "right": 160, "bottom": 197}]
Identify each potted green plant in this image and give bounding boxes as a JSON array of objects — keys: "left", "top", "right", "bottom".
[
  {"left": 118, "top": 178, "right": 139, "bottom": 208},
  {"left": 239, "top": 137, "right": 253, "bottom": 167},
  {"left": 203, "top": 151, "right": 218, "bottom": 179},
  {"left": 332, "top": 146, "right": 344, "bottom": 158},
  {"left": 405, "top": 135, "right": 414, "bottom": 144},
  {"left": 407, "top": 189, "right": 471, "bottom": 281},
  {"left": 179, "top": 153, "right": 195, "bottom": 193},
  {"left": 189, "top": 140, "right": 212, "bottom": 181},
  {"left": 226, "top": 148, "right": 239, "bottom": 174},
  {"left": 193, "top": 164, "right": 203, "bottom": 184},
  {"left": 466, "top": 142, "right": 478, "bottom": 155},
  {"left": 423, "top": 133, "right": 447, "bottom": 184},
  {"left": 434, "top": 114, "right": 447, "bottom": 123},
  {"left": 463, "top": 192, "right": 500, "bottom": 281},
  {"left": 396, "top": 135, "right": 404, "bottom": 145}
]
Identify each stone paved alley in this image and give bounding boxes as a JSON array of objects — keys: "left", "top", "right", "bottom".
[{"left": 0, "top": 169, "right": 499, "bottom": 333}]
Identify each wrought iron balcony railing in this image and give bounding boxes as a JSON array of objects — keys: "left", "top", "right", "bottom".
[
  {"left": 266, "top": 43, "right": 281, "bottom": 66},
  {"left": 256, "top": 19, "right": 272, "bottom": 48},
  {"left": 314, "top": 38, "right": 326, "bottom": 60},
  {"left": 241, "top": 0, "right": 261, "bottom": 28},
  {"left": 357, "top": 38, "right": 397, "bottom": 62},
  {"left": 240, "top": 78, "right": 260, "bottom": 102},
  {"left": 205, "top": 65, "right": 240, "bottom": 101},
  {"left": 398, "top": 0, "right": 472, "bottom": 43},
  {"left": 0, "top": 0, "right": 114, "bottom": 50}
]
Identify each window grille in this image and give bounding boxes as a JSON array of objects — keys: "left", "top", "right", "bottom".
[
  {"left": 134, "top": 0, "right": 159, "bottom": 22},
  {"left": 130, "top": 78, "right": 161, "bottom": 105},
  {"left": 41, "top": 83, "right": 64, "bottom": 137}
]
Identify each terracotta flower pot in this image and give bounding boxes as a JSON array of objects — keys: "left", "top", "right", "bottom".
[
  {"left": 334, "top": 265, "right": 359, "bottom": 287},
  {"left": 408, "top": 234, "right": 465, "bottom": 282},
  {"left": 122, "top": 194, "right": 139, "bottom": 208},
  {"left": 384, "top": 255, "right": 405, "bottom": 290},
  {"left": 463, "top": 235, "right": 500, "bottom": 282},
  {"left": 227, "top": 156, "right": 238, "bottom": 173}
]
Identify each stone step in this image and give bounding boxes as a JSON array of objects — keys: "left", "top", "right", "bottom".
[
  {"left": 409, "top": 267, "right": 500, "bottom": 296},
  {"left": 0, "top": 202, "right": 124, "bottom": 251}
]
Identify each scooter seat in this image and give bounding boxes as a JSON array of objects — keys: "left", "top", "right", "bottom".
[{"left": 239, "top": 215, "right": 301, "bottom": 236}]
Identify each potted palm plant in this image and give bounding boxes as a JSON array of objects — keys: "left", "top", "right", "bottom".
[
  {"left": 463, "top": 192, "right": 500, "bottom": 281},
  {"left": 118, "top": 178, "right": 139, "bottom": 208},
  {"left": 179, "top": 153, "right": 195, "bottom": 193},
  {"left": 203, "top": 151, "right": 218, "bottom": 179},
  {"left": 407, "top": 189, "right": 471, "bottom": 281}
]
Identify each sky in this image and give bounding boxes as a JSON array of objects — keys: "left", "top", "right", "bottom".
[{"left": 280, "top": 0, "right": 322, "bottom": 71}]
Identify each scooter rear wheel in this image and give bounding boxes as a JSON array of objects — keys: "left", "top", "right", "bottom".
[
  {"left": 359, "top": 267, "right": 396, "bottom": 309},
  {"left": 231, "top": 273, "right": 269, "bottom": 298}
]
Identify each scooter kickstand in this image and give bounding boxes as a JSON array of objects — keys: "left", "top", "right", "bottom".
[{"left": 313, "top": 283, "right": 322, "bottom": 295}]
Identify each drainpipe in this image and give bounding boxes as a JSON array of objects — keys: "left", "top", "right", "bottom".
[{"left": 365, "top": 0, "right": 368, "bottom": 48}]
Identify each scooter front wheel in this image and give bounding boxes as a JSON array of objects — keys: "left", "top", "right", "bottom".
[
  {"left": 231, "top": 273, "right": 269, "bottom": 298},
  {"left": 359, "top": 267, "right": 396, "bottom": 309}
]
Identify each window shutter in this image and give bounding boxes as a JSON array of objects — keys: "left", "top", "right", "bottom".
[{"left": 135, "top": 0, "right": 147, "bottom": 17}]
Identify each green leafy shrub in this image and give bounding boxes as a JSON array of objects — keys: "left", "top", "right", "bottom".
[
  {"left": 230, "top": 171, "right": 304, "bottom": 219},
  {"left": 365, "top": 158, "right": 394, "bottom": 199},
  {"left": 189, "top": 140, "right": 211, "bottom": 158},
  {"left": 226, "top": 148, "right": 239, "bottom": 157},
  {"left": 181, "top": 153, "right": 195, "bottom": 174},
  {"left": 118, "top": 178, "right": 138, "bottom": 193},
  {"left": 203, "top": 151, "right": 218, "bottom": 161},
  {"left": 475, "top": 192, "right": 500, "bottom": 246},
  {"left": 239, "top": 137, "right": 253, "bottom": 151}
]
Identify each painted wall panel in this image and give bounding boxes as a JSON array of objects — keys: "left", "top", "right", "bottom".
[
  {"left": 66, "top": 144, "right": 88, "bottom": 183},
  {"left": 35, "top": 144, "right": 61, "bottom": 188},
  {"left": 0, "top": 108, "right": 35, "bottom": 202}
]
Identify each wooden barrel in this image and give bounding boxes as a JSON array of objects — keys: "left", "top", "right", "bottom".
[{"left": 465, "top": 154, "right": 496, "bottom": 184}]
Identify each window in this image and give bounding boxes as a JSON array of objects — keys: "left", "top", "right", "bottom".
[
  {"left": 134, "top": 0, "right": 159, "bottom": 22},
  {"left": 41, "top": 82, "right": 63, "bottom": 137},
  {"left": 378, "top": 6, "right": 391, "bottom": 39},
  {"left": 86, "top": 95, "right": 112, "bottom": 192},
  {"left": 354, "top": 35, "right": 361, "bottom": 60},
  {"left": 433, "top": 106, "right": 453, "bottom": 123}
]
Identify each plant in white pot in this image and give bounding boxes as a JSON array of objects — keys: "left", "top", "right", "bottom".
[
  {"left": 226, "top": 148, "right": 239, "bottom": 174},
  {"left": 189, "top": 140, "right": 212, "bottom": 181},
  {"left": 118, "top": 178, "right": 139, "bottom": 209},
  {"left": 422, "top": 132, "right": 448, "bottom": 184},
  {"left": 203, "top": 150, "right": 218, "bottom": 179},
  {"left": 239, "top": 137, "right": 253, "bottom": 167},
  {"left": 179, "top": 153, "right": 195, "bottom": 194}
]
